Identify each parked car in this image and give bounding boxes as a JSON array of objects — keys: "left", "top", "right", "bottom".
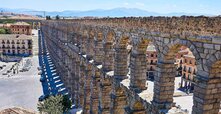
[
  {"left": 38, "top": 95, "right": 45, "bottom": 102},
  {"left": 38, "top": 71, "right": 42, "bottom": 75},
  {"left": 2, "top": 72, "right": 7, "bottom": 75},
  {"left": 37, "top": 66, "right": 42, "bottom": 70},
  {"left": 38, "top": 94, "right": 50, "bottom": 102},
  {"left": 40, "top": 76, "right": 46, "bottom": 82}
]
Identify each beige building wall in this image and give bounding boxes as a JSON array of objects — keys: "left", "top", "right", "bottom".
[{"left": 0, "top": 35, "right": 33, "bottom": 56}]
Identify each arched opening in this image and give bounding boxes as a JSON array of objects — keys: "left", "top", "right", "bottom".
[
  {"left": 146, "top": 42, "right": 157, "bottom": 81},
  {"left": 129, "top": 38, "right": 151, "bottom": 92},
  {"left": 152, "top": 43, "right": 198, "bottom": 113}
]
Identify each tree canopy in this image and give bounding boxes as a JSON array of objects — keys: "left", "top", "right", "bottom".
[{"left": 37, "top": 95, "right": 72, "bottom": 114}]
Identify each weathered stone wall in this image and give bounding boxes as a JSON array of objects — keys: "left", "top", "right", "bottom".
[{"left": 42, "top": 17, "right": 221, "bottom": 114}]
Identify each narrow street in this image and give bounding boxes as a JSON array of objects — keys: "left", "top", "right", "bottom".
[{"left": 39, "top": 30, "right": 68, "bottom": 97}]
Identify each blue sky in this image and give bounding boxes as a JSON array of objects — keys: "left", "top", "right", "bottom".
[{"left": 0, "top": 0, "right": 220, "bottom": 15}]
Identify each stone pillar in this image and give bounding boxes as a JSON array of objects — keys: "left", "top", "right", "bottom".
[
  {"left": 110, "top": 83, "right": 127, "bottom": 114},
  {"left": 99, "top": 77, "right": 112, "bottom": 114},
  {"left": 99, "top": 42, "right": 114, "bottom": 114},
  {"left": 114, "top": 45, "right": 128, "bottom": 80},
  {"left": 103, "top": 42, "right": 114, "bottom": 71},
  {"left": 110, "top": 46, "right": 128, "bottom": 114},
  {"left": 90, "top": 67, "right": 101, "bottom": 114},
  {"left": 83, "top": 62, "right": 92, "bottom": 114},
  {"left": 129, "top": 49, "right": 147, "bottom": 93},
  {"left": 90, "top": 33, "right": 103, "bottom": 114},
  {"left": 192, "top": 62, "right": 221, "bottom": 114},
  {"left": 152, "top": 62, "right": 176, "bottom": 113}
]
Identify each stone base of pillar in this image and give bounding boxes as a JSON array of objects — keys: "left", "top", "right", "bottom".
[{"left": 151, "top": 101, "right": 175, "bottom": 114}]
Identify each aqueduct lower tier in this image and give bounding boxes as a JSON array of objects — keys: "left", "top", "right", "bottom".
[{"left": 42, "top": 16, "right": 221, "bottom": 114}]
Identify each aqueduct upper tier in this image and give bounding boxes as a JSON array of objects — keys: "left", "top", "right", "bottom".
[{"left": 42, "top": 16, "right": 221, "bottom": 114}]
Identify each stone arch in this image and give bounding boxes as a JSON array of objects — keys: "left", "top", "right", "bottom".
[
  {"left": 192, "top": 59, "right": 221, "bottom": 114},
  {"left": 161, "top": 39, "right": 199, "bottom": 62},
  {"left": 152, "top": 38, "right": 199, "bottom": 113},
  {"left": 129, "top": 35, "right": 154, "bottom": 93},
  {"left": 105, "top": 29, "right": 115, "bottom": 43},
  {"left": 206, "top": 51, "right": 221, "bottom": 74}
]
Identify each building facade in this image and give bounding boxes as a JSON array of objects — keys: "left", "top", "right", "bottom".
[
  {"left": 146, "top": 43, "right": 157, "bottom": 80},
  {"left": 180, "top": 53, "right": 196, "bottom": 91},
  {"left": 0, "top": 34, "right": 32, "bottom": 56},
  {"left": 9, "top": 22, "right": 32, "bottom": 35},
  {"left": 146, "top": 45, "right": 197, "bottom": 91}
]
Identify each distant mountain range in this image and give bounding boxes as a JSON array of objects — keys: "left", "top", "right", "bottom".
[{"left": 0, "top": 7, "right": 215, "bottom": 17}]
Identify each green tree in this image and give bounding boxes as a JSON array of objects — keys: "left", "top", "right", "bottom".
[
  {"left": 5, "top": 28, "right": 11, "bottom": 34},
  {"left": 55, "top": 15, "right": 60, "bottom": 20},
  {"left": 37, "top": 95, "right": 72, "bottom": 114},
  {"left": 46, "top": 16, "right": 51, "bottom": 20},
  {"left": 0, "top": 28, "right": 6, "bottom": 34},
  {"left": 62, "top": 95, "right": 72, "bottom": 113}
]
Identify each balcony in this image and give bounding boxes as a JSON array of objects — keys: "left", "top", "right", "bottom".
[
  {"left": 17, "top": 42, "right": 20, "bottom": 44},
  {"left": 2, "top": 42, "right": 5, "bottom": 44},
  {"left": 6, "top": 42, "right": 10, "bottom": 44},
  {"left": 11, "top": 42, "right": 15, "bottom": 44},
  {"left": 22, "top": 47, "right": 26, "bottom": 49},
  {"left": 22, "top": 42, "right": 25, "bottom": 44},
  {"left": 28, "top": 41, "right": 32, "bottom": 45},
  {"left": 28, "top": 46, "right": 32, "bottom": 49},
  {"left": 150, "top": 62, "right": 156, "bottom": 65},
  {"left": 188, "top": 70, "right": 191, "bottom": 73},
  {"left": 177, "top": 66, "right": 182, "bottom": 71}
]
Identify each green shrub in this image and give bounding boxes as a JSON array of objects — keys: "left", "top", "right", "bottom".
[{"left": 37, "top": 95, "right": 72, "bottom": 114}]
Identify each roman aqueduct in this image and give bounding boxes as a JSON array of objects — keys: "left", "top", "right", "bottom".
[{"left": 42, "top": 16, "right": 221, "bottom": 114}]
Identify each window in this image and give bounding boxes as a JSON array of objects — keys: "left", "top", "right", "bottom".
[
  {"left": 150, "top": 66, "right": 153, "bottom": 71},
  {"left": 151, "top": 54, "right": 154, "bottom": 57},
  {"left": 151, "top": 60, "right": 153, "bottom": 64}
]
